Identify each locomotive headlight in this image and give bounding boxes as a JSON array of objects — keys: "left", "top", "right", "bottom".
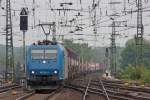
[
  {"left": 31, "top": 71, "right": 35, "bottom": 74},
  {"left": 42, "top": 60, "right": 46, "bottom": 64},
  {"left": 54, "top": 70, "right": 58, "bottom": 74}
]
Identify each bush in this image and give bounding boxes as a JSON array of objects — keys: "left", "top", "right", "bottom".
[
  {"left": 120, "top": 66, "right": 150, "bottom": 84},
  {"left": 140, "top": 68, "right": 150, "bottom": 84}
]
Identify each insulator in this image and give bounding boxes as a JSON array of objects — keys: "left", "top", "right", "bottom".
[
  {"left": 131, "top": 8, "right": 132, "bottom": 18},
  {"left": 106, "top": 10, "right": 108, "bottom": 16},
  {"left": 14, "top": 10, "right": 15, "bottom": 16},
  {"left": 136, "top": 0, "right": 138, "bottom": 7},
  {"left": 59, "top": 11, "right": 60, "bottom": 16}
]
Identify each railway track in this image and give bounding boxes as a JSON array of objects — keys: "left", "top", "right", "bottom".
[
  {"left": 0, "top": 75, "right": 149, "bottom": 100},
  {"left": 98, "top": 79, "right": 110, "bottom": 100},
  {"left": 0, "top": 87, "right": 29, "bottom": 100},
  {"left": 0, "top": 84, "right": 21, "bottom": 93},
  {"left": 92, "top": 80, "right": 150, "bottom": 94},
  {"left": 82, "top": 78, "right": 91, "bottom": 100},
  {"left": 65, "top": 78, "right": 107, "bottom": 100},
  {"left": 75, "top": 76, "right": 150, "bottom": 95},
  {"left": 92, "top": 78, "right": 150, "bottom": 100},
  {"left": 16, "top": 87, "right": 62, "bottom": 100},
  {"left": 66, "top": 75, "right": 150, "bottom": 100}
]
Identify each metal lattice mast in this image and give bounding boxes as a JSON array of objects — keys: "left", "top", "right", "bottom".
[
  {"left": 105, "top": 48, "right": 109, "bottom": 70},
  {"left": 6, "top": 0, "right": 14, "bottom": 81},
  {"left": 92, "top": 0, "right": 97, "bottom": 47},
  {"left": 110, "top": 20, "right": 117, "bottom": 76},
  {"left": 136, "top": 0, "right": 143, "bottom": 67},
  {"left": 52, "top": 22, "right": 56, "bottom": 42}
]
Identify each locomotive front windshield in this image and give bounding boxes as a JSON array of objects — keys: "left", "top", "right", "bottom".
[
  {"left": 45, "top": 49, "right": 57, "bottom": 59},
  {"left": 31, "top": 49, "right": 57, "bottom": 60},
  {"left": 31, "top": 49, "right": 44, "bottom": 59}
]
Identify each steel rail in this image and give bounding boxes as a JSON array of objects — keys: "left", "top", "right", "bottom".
[
  {"left": 16, "top": 91, "right": 35, "bottom": 100},
  {"left": 99, "top": 79, "right": 110, "bottom": 100},
  {"left": 0, "top": 84, "right": 21, "bottom": 93},
  {"left": 65, "top": 83, "right": 131, "bottom": 100},
  {"left": 67, "top": 82, "right": 150, "bottom": 100},
  {"left": 82, "top": 79, "right": 91, "bottom": 100},
  {"left": 0, "top": 84, "right": 18, "bottom": 89},
  {"left": 44, "top": 87, "right": 63, "bottom": 100},
  {"left": 92, "top": 81, "right": 150, "bottom": 94},
  {"left": 16, "top": 86, "right": 62, "bottom": 100},
  {"left": 92, "top": 81, "right": 150, "bottom": 100}
]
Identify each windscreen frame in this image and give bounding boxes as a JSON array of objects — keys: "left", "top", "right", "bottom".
[{"left": 31, "top": 48, "right": 58, "bottom": 60}]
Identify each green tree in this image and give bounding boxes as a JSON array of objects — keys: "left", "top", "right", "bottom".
[
  {"left": 63, "top": 39, "right": 93, "bottom": 61},
  {"left": 63, "top": 39, "right": 106, "bottom": 62},
  {"left": 120, "top": 38, "right": 150, "bottom": 68}
]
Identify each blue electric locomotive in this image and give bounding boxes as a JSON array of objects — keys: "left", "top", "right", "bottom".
[{"left": 26, "top": 41, "right": 67, "bottom": 89}]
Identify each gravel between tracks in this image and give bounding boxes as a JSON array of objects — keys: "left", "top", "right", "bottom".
[
  {"left": 49, "top": 88, "right": 82, "bottom": 100},
  {"left": 49, "top": 88, "right": 106, "bottom": 100}
]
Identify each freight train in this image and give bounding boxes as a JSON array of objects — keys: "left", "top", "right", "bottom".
[{"left": 26, "top": 40, "right": 104, "bottom": 89}]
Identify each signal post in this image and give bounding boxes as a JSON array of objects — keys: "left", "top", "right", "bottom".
[{"left": 20, "top": 8, "right": 28, "bottom": 87}]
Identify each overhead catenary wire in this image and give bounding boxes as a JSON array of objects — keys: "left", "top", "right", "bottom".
[
  {"left": 1, "top": 0, "right": 150, "bottom": 48},
  {"left": 80, "top": 6, "right": 150, "bottom": 32}
]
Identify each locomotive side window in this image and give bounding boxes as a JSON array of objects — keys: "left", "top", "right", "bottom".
[
  {"left": 45, "top": 49, "right": 57, "bottom": 60},
  {"left": 31, "top": 49, "right": 44, "bottom": 59}
]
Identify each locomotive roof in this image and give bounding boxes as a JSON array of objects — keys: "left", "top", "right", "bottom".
[
  {"left": 32, "top": 40, "right": 57, "bottom": 45},
  {"left": 29, "top": 40, "right": 79, "bottom": 57}
]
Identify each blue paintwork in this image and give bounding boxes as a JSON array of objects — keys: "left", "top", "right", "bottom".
[{"left": 26, "top": 44, "right": 65, "bottom": 81}]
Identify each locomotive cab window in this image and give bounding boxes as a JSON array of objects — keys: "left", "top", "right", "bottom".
[
  {"left": 45, "top": 49, "right": 57, "bottom": 60},
  {"left": 31, "top": 49, "right": 44, "bottom": 59},
  {"left": 31, "top": 49, "right": 57, "bottom": 60}
]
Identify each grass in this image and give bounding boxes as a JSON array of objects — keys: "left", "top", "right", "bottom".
[{"left": 119, "top": 65, "right": 150, "bottom": 84}]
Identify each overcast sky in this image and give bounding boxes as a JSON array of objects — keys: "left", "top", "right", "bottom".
[{"left": 0, "top": 0, "right": 150, "bottom": 47}]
